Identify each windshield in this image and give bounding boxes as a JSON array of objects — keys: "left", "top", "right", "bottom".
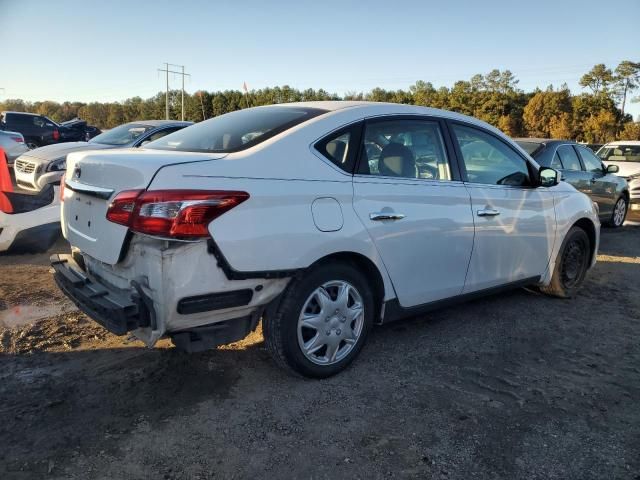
[
  {"left": 515, "top": 141, "right": 542, "bottom": 156},
  {"left": 597, "top": 145, "right": 640, "bottom": 162},
  {"left": 146, "top": 106, "right": 327, "bottom": 153},
  {"left": 90, "top": 123, "right": 153, "bottom": 146}
]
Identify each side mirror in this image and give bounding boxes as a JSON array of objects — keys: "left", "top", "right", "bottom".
[
  {"left": 539, "top": 167, "right": 559, "bottom": 187},
  {"left": 606, "top": 164, "right": 619, "bottom": 174}
]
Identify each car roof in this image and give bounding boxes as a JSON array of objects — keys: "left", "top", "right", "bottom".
[
  {"left": 514, "top": 138, "right": 577, "bottom": 146},
  {"left": 124, "top": 120, "right": 193, "bottom": 127},
  {"left": 270, "top": 101, "right": 505, "bottom": 133},
  {"left": 602, "top": 140, "right": 640, "bottom": 146},
  {"left": 1, "top": 111, "right": 41, "bottom": 117}
]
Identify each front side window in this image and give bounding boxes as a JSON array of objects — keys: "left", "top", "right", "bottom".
[
  {"left": 452, "top": 124, "right": 530, "bottom": 186},
  {"left": 147, "top": 106, "right": 327, "bottom": 153},
  {"left": 577, "top": 146, "right": 604, "bottom": 173},
  {"left": 556, "top": 145, "right": 582, "bottom": 171},
  {"left": 551, "top": 152, "right": 564, "bottom": 170},
  {"left": 357, "top": 119, "right": 451, "bottom": 180},
  {"left": 91, "top": 124, "right": 154, "bottom": 146}
]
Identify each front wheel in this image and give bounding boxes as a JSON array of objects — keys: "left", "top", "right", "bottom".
[
  {"left": 605, "top": 196, "right": 627, "bottom": 228},
  {"left": 541, "top": 226, "right": 591, "bottom": 298},
  {"left": 263, "top": 262, "right": 375, "bottom": 378}
]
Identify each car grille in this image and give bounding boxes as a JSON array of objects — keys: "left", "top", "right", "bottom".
[{"left": 15, "top": 159, "right": 36, "bottom": 174}]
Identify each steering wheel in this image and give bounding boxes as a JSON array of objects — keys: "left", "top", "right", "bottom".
[{"left": 417, "top": 162, "right": 439, "bottom": 179}]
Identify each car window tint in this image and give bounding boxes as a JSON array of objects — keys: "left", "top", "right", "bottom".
[
  {"left": 33, "top": 117, "right": 45, "bottom": 127},
  {"left": 551, "top": 152, "right": 564, "bottom": 170},
  {"left": 358, "top": 120, "right": 451, "bottom": 180},
  {"left": 557, "top": 145, "right": 582, "bottom": 171},
  {"left": 452, "top": 124, "right": 529, "bottom": 186},
  {"left": 317, "top": 130, "right": 352, "bottom": 171},
  {"left": 147, "top": 106, "right": 326, "bottom": 153},
  {"left": 145, "top": 127, "right": 182, "bottom": 143},
  {"left": 577, "top": 146, "right": 604, "bottom": 173}
]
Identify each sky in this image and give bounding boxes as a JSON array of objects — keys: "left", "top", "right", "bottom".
[{"left": 1, "top": 0, "right": 639, "bottom": 119}]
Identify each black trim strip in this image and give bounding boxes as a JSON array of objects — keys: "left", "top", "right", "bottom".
[
  {"left": 177, "top": 289, "right": 254, "bottom": 315},
  {"left": 381, "top": 276, "right": 540, "bottom": 324},
  {"left": 207, "top": 239, "right": 299, "bottom": 280}
]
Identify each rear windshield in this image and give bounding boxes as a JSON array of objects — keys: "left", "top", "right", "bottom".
[
  {"left": 515, "top": 141, "right": 543, "bottom": 156},
  {"left": 597, "top": 145, "right": 640, "bottom": 162},
  {"left": 90, "top": 123, "right": 154, "bottom": 146},
  {"left": 146, "top": 106, "right": 327, "bottom": 153}
]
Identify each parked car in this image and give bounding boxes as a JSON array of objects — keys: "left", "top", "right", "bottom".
[
  {"left": 0, "top": 111, "right": 100, "bottom": 150},
  {"left": 516, "top": 138, "right": 629, "bottom": 228},
  {"left": 0, "top": 184, "right": 61, "bottom": 252},
  {"left": 52, "top": 102, "right": 600, "bottom": 378},
  {"left": 14, "top": 120, "right": 192, "bottom": 191},
  {"left": 0, "top": 129, "right": 29, "bottom": 164},
  {"left": 596, "top": 141, "right": 640, "bottom": 220}
]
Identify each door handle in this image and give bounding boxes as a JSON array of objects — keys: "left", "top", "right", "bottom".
[
  {"left": 477, "top": 208, "right": 500, "bottom": 217},
  {"left": 370, "top": 212, "right": 406, "bottom": 221}
]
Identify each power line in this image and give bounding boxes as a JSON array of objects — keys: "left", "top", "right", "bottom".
[{"left": 157, "top": 64, "right": 191, "bottom": 120}]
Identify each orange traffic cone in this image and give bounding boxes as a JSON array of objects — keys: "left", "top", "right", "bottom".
[
  {"left": 0, "top": 148, "right": 14, "bottom": 213},
  {"left": 0, "top": 147, "right": 13, "bottom": 192}
]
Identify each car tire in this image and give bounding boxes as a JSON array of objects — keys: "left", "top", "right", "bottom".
[
  {"left": 605, "top": 196, "right": 627, "bottom": 228},
  {"left": 541, "top": 226, "right": 591, "bottom": 298},
  {"left": 263, "top": 261, "right": 375, "bottom": 378},
  {"left": 26, "top": 140, "right": 39, "bottom": 150}
]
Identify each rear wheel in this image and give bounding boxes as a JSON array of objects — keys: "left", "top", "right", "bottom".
[
  {"left": 263, "top": 262, "right": 374, "bottom": 378},
  {"left": 605, "top": 196, "right": 627, "bottom": 228},
  {"left": 541, "top": 226, "right": 591, "bottom": 298}
]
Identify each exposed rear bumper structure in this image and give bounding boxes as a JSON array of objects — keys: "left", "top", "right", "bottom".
[{"left": 51, "top": 253, "right": 154, "bottom": 335}]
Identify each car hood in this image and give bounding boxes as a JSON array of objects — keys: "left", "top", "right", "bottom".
[
  {"left": 22, "top": 142, "right": 116, "bottom": 161},
  {"left": 603, "top": 160, "right": 640, "bottom": 179}
]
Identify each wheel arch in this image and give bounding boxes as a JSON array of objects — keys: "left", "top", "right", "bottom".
[{"left": 307, "top": 251, "right": 389, "bottom": 323}]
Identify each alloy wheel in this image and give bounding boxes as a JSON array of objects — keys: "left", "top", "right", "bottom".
[
  {"left": 613, "top": 198, "right": 626, "bottom": 227},
  {"left": 297, "top": 280, "right": 365, "bottom": 366}
]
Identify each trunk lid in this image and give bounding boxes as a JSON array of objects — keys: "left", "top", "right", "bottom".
[{"left": 63, "top": 148, "right": 227, "bottom": 264}]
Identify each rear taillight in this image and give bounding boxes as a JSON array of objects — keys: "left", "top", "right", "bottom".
[
  {"left": 10, "top": 136, "right": 23, "bottom": 143},
  {"left": 105, "top": 189, "right": 143, "bottom": 225},
  {"left": 106, "top": 190, "right": 249, "bottom": 239},
  {"left": 53, "top": 129, "right": 60, "bottom": 141}
]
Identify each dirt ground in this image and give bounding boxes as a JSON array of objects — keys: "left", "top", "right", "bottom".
[{"left": 0, "top": 229, "right": 639, "bottom": 480}]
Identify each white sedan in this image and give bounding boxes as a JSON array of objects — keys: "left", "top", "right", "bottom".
[{"left": 51, "top": 102, "right": 600, "bottom": 378}]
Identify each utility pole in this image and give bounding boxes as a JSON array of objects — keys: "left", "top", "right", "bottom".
[{"left": 157, "top": 64, "right": 190, "bottom": 121}]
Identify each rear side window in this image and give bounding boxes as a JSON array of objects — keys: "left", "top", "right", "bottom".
[
  {"left": 557, "top": 145, "right": 582, "bottom": 171},
  {"left": 147, "top": 106, "right": 327, "bottom": 153},
  {"left": 357, "top": 119, "right": 451, "bottom": 180}
]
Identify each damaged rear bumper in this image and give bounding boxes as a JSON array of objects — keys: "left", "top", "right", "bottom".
[{"left": 50, "top": 253, "right": 155, "bottom": 335}]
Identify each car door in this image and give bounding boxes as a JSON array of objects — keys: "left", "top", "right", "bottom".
[
  {"left": 553, "top": 144, "right": 592, "bottom": 194},
  {"left": 449, "top": 122, "right": 556, "bottom": 293},
  {"left": 575, "top": 144, "right": 617, "bottom": 217},
  {"left": 351, "top": 116, "right": 474, "bottom": 307}
]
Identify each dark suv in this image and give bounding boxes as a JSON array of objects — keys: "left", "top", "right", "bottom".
[{"left": 0, "top": 111, "right": 99, "bottom": 149}]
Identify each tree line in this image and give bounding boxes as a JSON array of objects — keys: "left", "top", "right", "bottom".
[{"left": 2, "top": 61, "right": 639, "bottom": 143}]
